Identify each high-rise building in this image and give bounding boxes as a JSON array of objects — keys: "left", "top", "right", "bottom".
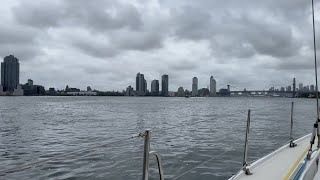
[
  {"left": 177, "top": 87, "right": 185, "bottom": 97},
  {"left": 136, "top": 73, "right": 147, "bottom": 96},
  {"left": 210, "top": 76, "right": 216, "bottom": 96},
  {"left": 287, "top": 86, "right": 292, "bottom": 91},
  {"left": 293, "top": 78, "right": 296, "bottom": 97},
  {"left": 1, "top": 55, "right": 20, "bottom": 92},
  {"left": 299, "top": 83, "right": 303, "bottom": 91},
  {"left": 192, "top": 77, "right": 198, "bottom": 96},
  {"left": 144, "top": 79, "right": 147, "bottom": 94},
  {"left": 151, "top": 80, "right": 159, "bottom": 96},
  {"left": 161, "top": 74, "right": 169, "bottom": 96},
  {"left": 280, "top": 87, "right": 285, "bottom": 92},
  {"left": 0, "top": 84, "right": 4, "bottom": 95},
  {"left": 311, "top": 85, "right": 315, "bottom": 92}
]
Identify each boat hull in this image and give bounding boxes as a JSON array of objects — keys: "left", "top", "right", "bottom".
[{"left": 229, "top": 134, "right": 320, "bottom": 180}]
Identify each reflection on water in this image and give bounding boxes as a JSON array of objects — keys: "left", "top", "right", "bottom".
[{"left": 0, "top": 96, "right": 316, "bottom": 179}]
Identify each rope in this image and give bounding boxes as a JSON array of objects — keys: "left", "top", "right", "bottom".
[
  {"left": 172, "top": 147, "right": 233, "bottom": 180},
  {"left": 0, "top": 134, "right": 142, "bottom": 176}
]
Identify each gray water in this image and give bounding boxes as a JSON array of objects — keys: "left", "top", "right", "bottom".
[{"left": 0, "top": 97, "right": 317, "bottom": 180}]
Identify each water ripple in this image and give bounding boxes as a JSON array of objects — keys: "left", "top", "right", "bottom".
[{"left": 0, "top": 96, "right": 316, "bottom": 179}]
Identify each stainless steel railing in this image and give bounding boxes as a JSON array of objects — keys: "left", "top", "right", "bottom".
[
  {"left": 289, "top": 102, "right": 297, "bottom": 148},
  {"left": 141, "top": 129, "right": 164, "bottom": 180},
  {"left": 242, "top": 109, "right": 252, "bottom": 175}
]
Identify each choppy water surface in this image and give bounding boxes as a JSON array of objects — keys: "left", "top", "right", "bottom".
[{"left": 0, "top": 97, "right": 317, "bottom": 180}]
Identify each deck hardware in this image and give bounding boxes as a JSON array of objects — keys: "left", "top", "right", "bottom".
[{"left": 142, "top": 129, "right": 164, "bottom": 180}]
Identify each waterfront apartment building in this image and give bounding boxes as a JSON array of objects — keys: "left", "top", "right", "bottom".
[
  {"left": 192, "top": 77, "right": 198, "bottom": 96},
  {"left": 151, "top": 80, "right": 159, "bottom": 96},
  {"left": 311, "top": 85, "right": 315, "bottom": 92},
  {"left": 0, "top": 85, "right": 4, "bottom": 95},
  {"left": 1, "top": 55, "right": 20, "bottom": 92},
  {"left": 286, "top": 86, "right": 292, "bottom": 92},
  {"left": 177, "top": 87, "right": 184, "bottom": 97},
  {"left": 162, "top": 74, "right": 169, "bottom": 96},
  {"left": 144, "top": 79, "right": 147, "bottom": 94},
  {"left": 210, "top": 76, "right": 216, "bottom": 96},
  {"left": 299, "top": 83, "right": 303, "bottom": 91},
  {"left": 126, "top": 86, "right": 134, "bottom": 96},
  {"left": 136, "top": 73, "right": 147, "bottom": 96}
]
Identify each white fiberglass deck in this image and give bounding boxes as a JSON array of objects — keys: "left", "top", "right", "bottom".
[{"left": 231, "top": 134, "right": 316, "bottom": 180}]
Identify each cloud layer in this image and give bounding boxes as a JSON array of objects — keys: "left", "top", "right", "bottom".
[{"left": 1, "top": 0, "right": 320, "bottom": 91}]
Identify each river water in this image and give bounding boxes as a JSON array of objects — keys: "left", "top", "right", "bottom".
[{"left": 0, "top": 96, "right": 317, "bottom": 180}]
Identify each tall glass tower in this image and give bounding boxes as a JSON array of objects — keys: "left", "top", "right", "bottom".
[
  {"left": 1, "top": 55, "right": 20, "bottom": 92},
  {"left": 161, "top": 74, "right": 169, "bottom": 96},
  {"left": 151, "top": 79, "right": 159, "bottom": 95},
  {"left": 192, "top": 77, "right": 198, "bottom": 96},
  {"left": 210, "top": 76, "right": 216, "bottom": 96},
  {"left": 136, "top": 72, "right": 147, "bottom": 96}
]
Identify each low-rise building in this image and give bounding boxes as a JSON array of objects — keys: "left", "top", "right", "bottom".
[
  {"left": 48, "top": 88, "right": 57, "bottom": 95},
  {"left": 13, "top": 84, "right": 24, "bottom": 96},
  {"left": 168, "top": 91, "right": 176, "bottom": 97},
  {"left": 66, "top": 91, "right": 97, "bottom": 96},
  {"left": 22, "top": 79, "right": 45, "bottom": 95},
  {"left": 199, "top": 88, "right": 210, "bottom": 97}
]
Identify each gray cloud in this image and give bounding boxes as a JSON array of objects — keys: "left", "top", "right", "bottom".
[
  {"left": 70, "top": 35, "right": 119, "bottom": 58},
  {"left": 13, "top": 0, "right": 142, "bottom": 31},
  {"left": 170, "top": 60, "right": 199, "bottom": 71},
  {"left": 0, "top": 23, "right": 43, "bottom": 60},
  {"left": 13, "top": 1, "right": 63, "bottom": 28},
  {"left": 1, "top": 0, "right": 320, "bottom": 91},
  {"left": 172, "top": 3, "right": 301, "bottom": 58},
  {"left": 111, "top": 30, "right": 164, "bottom": 51}
]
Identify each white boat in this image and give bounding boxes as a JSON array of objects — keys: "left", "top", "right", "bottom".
[
  {"left": 230, "top": 134, "right": 320, "bottom": 180},
  {"left": 230, "top": 0, "right": 320, "bottom": 179}
]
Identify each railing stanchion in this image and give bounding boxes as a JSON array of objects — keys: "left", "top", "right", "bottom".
[
  {"left": 142, "top": 130, "right": 151, "bottom": 180},
  {"left": 290, "top": 102, "right": 297, "bottom": 147},
  {"left": 243, "top": 109, "right": 252, "bottom": 175},
  {"left": 141, "top": 129, "right": 164, "bottom": 180}
]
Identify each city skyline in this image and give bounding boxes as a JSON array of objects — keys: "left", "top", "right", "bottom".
[
  {"left": 0, "top": 54, "right": 317, "bottom": 97},
  {"left": 0, "top": 54, "right": 317, "bottom": 95},
  {"left": 0, "top": 1, "right": 319, "bottom": 91},
  {"left": 14, "top": 70, "right": 318, "bottom": 92}
]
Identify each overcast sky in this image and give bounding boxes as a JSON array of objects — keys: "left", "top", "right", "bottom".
[{"left": 1, "top": 0, "right": 320, "bottom": 91}]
